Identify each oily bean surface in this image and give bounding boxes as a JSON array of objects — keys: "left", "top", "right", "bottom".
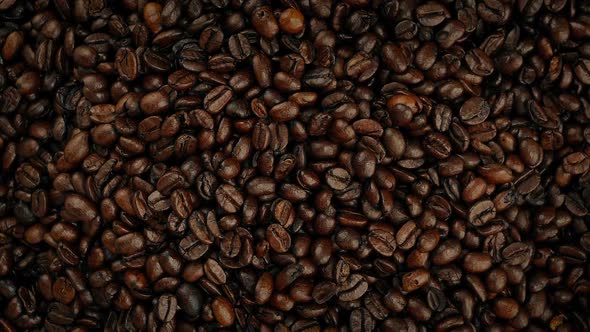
[{"left": 0, "top": 0, "right": 588, "bottom": 331}]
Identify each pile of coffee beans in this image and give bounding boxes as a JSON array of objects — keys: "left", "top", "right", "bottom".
[{"left": 0, "top": 0, "right": 590, "bottom": 330}]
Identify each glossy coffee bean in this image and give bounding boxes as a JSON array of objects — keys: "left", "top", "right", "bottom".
[{"left": 0, "top": 1, "right": 587, "bottom": 331}]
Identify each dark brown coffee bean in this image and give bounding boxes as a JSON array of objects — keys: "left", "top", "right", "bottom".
[
  {"left": 279, "top": 8, "right": 305, "bottom": 34},
  {"left": 424, "top": 132, "right": 452, "bottom": 159},
  {"left": 325, "top": 168, "right": 351, "bottom": 191},
  {"left": 368, "top": 229, "right": 396, "bottom": 257},
  {"left": 141, "top": 90, "right": 170, "bottom": 115},
  {"left": 460, "top": 97, "right": 490, "bottom": 125},
  {"left": 251, "top": 6, "right": 279, "bottom": 40},
  {"left": 502, "top": 242, "right": 534, "bottom": 266},
  {"left": 337, "top": 274, "right": 368, "bottom": 301},
  {"left": 402, "top": 269, "right": 430, "bottom": 292},
  {"left": 494, "top": 297, "right": 520, "bottom": 319},
  {"left": 204, "top": 85, "right": 232, "bottom": 114},
  {"left": 115, "top": 48, "right": 139, "bottom": 81},
  {"left": 204, "top": 258, "right": 226, "bottom": 285},
  {"left": 463, "top": 252, "right": 493, "bottom": 273},
  {"left": 563, "top": 152, "right": 590, "bottom": 175},
  {"left": 215, "top": 184, "right": 244, "bottom": 213},
  {"left": 270, "top": 101, "right": 299, "bottom": 122},
  {"left": 266, "top": 223, "right": 292, "bottom": 253},
  {"left": 0, "top": 1, "right": 588, "bottom": 330},
  {"left": 349, "top": 307, "right": 374, "bottom": 332},
  {"left": 312, "top": 281, "right": 337, "bottom": 304},
  {"left": 228, "top": 34, "right": 252, "bottom": 61},
  {"left": 468, "top": 200, "right": 496, "bottom": 226}
]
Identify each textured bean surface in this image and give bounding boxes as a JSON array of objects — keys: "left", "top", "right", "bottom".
[{"left": 0, "top": 0, "right": 589, "bottom": 331}]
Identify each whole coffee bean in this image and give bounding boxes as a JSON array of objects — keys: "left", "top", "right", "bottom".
[
  {"left": 115, "top": 232, "right": 145, "bottom": 256},
  {"left": 478, "top": 163, "right": 514, "bottom": 184},
  {"left": 312, "top": 281, "right": 337, "bottom": 304},
  {"left": 279, "top": 8, "right": 305, "bottom": 34},
  {"left": 349, "top": 307, "right": 374, "bottom": 332},
  {"left": 115, "top": 48, "right": 139, "bottom": 81},
  {"left": 251, "top": 6, "right": 279, "bottom": 40},
  {"left": 494, "top": 297, "right": 520, "bottom": 319},
  {"left": 255, "top": 272, "right": 274, "bottom": 305},
  {"left": 63, "top": 194, "right": 97, "bottom": 223},
  {"left": 402, "top": 269, "right": 430, "bottom": 292},
  {"left": 215, "top": 184, "right": 244, "bottom": 213},
  {"left": 270, "top": 101, "right": 300, "bottom": 122},
  {"left": 204, "top": 85, "right": 232, "bottom": 114},
  {"left": 176, "top": 283, "right": 204, "bottom": 318},
  {"left": 266, "top": 223, "right": 292, "bottom": 253},
  {"left": 325, "top": 168, "right": 351, "bottom": 190},
  {"left": 468, "top": 200, "right": 496, "bottom": 226},
  {"left": 465, "top": 48, "right": 494, "bottom": 76},
  {"left": 424, "top": 132, "right": 452, "bottom": 159},
  {"left": 0, "top": 1, "right": 588, "bottom": 330},
  {"left": 433, "top": 239, "right": 462, "bottom": 265},
  {"left": 141, "top": 90, "right": 170, "bottom": 115},
  {"left": 337, "top": 274, "right": 368, "bottom": 302},
  {"left": 502, "top": 242, "right": 534, "bottom": 266},
  {"left": 563, "top": 152, "right": 590, "bottom": 175},
  {"left": 460, "top": 97, "right": 490, "bottom": 125},
  {"left": 156, "top": 294, "right": 178, "bottom": 322},
  {"left": 462, "top": 177, "right": 487, "bottom": 203},
  {"left": 368, "top": 229, "right": 396, "bottom": 257},
  {"left": 228, "top": 34, "right": 252, "bottom": 61},
  {"left": 463, "top": 252, "right": 493, "bottom": 273}
]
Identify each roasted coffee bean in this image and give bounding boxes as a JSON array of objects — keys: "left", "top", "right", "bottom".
[
  {"left": 266, "top": 224, "right": 291, "bottom": 253},
  {"left": 251, "top": 6, "right": 279, "bottom": 40},
  {"left": 0, "top": 1, "right": 588, "bottom": 331},
  {"left": 460, "top": 97, "right": 491, "bottom": 125},
  {"left": 215, "top": 184, "right": 243, "bottom": 213},
  {"left": 325, "top": 168, "right": 351, "bottom": 191},
  {"left": 349, "top": 307, "right": 375, "bottom": 332},
  {"left": 368, "top": 228, "right": 396, "bottom": 257},
  {"left": 402, "top": 269, "right": 430, "bottom": 293},
  {"left": 338, "top": 274, "right": 368, "bottom": 302},
  {"left": 279, "top": 8, "right": 305, "bottom": 35},
  {"left": 228, "top": 34, "right": 252, "bottom": 61},
  {"left": 468, "top": 200, "right": 496, "bottom": 226},
  {"left": 204, "top": 85, "right": 232, "bottom": 114}
]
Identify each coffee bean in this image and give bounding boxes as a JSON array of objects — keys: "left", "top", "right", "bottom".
[
  {"left": 416, "top": 2, "right": 450, "bottom": 27},
  {"left": 204, "top": 85, "right": 232, "bottom": 114},
  {"left": 251, "top": 6, "right": 279, "bottom": 40},
  {"left": 424, "top": 132, "right": 452, "bottom": 159},
  {"left": 463, "top": 252, "right": 493, "bottom": 273},
  {"left": 204, "top": 258, "right": 226, "bottom": 285},
  {"left": 228, "top": 34, "right": 252, "bottom": 61},
  {"left": 502, "top": 242, "right": 534, "bottom": 266},
  {"left": 494, "top": 297, "right": 520, "bottom": 319},
  {"left": 266, "top": 223, "right": 292, "bottom": 253},
  {"left": 349, "top": 307, "right": 375, "bottom": 332},
  {"left": 563, "top": 152, "right": 590, "bottom": 175},
  {"left": 214, "top": 184, "right": 243, "bottom": 213},
  {"left": 156, "top": 294, "right": 177, "bottom": 322},
  {"left": 337, "top": 274, "right": 368, "bottom": 301},
  {"left": 312, "top": 281, "right": 337, "bottom": 304},
  {"left": 270, "top": 101, "right": 299, "bottom": 122},
  {"left": 325, "top": 167, "right": 351, "bottom": 190},
  {"left": 468, "top": 200, "right": 496, "bottom": 226},
  {"left": 460, "top": 97, "right": 491, "bottom": 125},
  {"left": 279, "top": 8, "right": 305, "bottom": 34},
  {"left": 255, "top": 272, "right": 274, "bottom": 305},
  {"left": 176, "top": 283, "right": 204, "bottom": 318},
  {"left": 402, "top": 269, "right": 430, "bottom": 293},
  {"left": 0, "top": 1, "right": 588, "bottom": 330},
  {"left": 368, "top": 229, "right": 396, "bottom": 257}
]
